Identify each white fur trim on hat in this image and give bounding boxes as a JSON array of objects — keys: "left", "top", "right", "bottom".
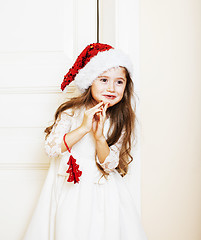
[{"left": 73, "top": 48, "right": 133, "bottom": 92}]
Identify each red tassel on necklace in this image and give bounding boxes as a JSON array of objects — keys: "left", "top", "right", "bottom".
[{"left": 63, "top": 133, "right": 82, "bottom": 184}]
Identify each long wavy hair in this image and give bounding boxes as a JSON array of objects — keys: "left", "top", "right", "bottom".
[{"left": 44, "top": 67, "right": 137, "bottom": 179}]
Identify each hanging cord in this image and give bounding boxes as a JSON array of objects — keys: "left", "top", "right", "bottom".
[
  {"left": 63, "top": 133, "right": 82, "bottom": 184},
  {"left": 97, "top": 0, "right": 99, "bottom": 43}
]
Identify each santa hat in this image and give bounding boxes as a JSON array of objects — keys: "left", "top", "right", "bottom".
[{"left": 61, "top": 43, "right": 133, "bottom": 92}]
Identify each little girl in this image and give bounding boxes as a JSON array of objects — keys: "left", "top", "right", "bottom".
[{"left": 23, "top": 43, "right": 148, "bottom": 240}]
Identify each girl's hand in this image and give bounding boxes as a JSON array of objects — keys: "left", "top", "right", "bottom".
[
  {"left": 92, "top": 102, "right": 110, "bottom": 141},
  {"left": 80, "top": 102, "right": 104, "bottom": 133}
]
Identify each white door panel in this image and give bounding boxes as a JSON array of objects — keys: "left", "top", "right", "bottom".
[{"left": 0, "top": 0, "right": 97, "bottom": 239}]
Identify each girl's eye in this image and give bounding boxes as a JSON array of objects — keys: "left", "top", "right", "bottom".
[
  {"left": 117, "top": 80, "right": 124, "bottom": 85},
  {"left": 100, "top": 78, "right": 108, "bottom": 82}
]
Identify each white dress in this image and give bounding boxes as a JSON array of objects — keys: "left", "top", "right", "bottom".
[{"left": 23, "top": 107, "right": 148, "bottom": 240}]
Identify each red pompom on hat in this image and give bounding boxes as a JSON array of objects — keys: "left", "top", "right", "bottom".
[{"left": 61, "top": 43, "right": 133, "bottom": 92}]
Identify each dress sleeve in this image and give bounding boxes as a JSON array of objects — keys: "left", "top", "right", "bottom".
[
  {"left": 96, "top": 130, "right": 125, "bottom": 174},
  {"left": 44, "top": 110, "right": 73, "bottom": 158}
]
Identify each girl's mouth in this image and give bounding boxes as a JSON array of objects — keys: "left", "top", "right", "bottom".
[{"left": 103, "top": 95, "right": 116, "bottom": 99}]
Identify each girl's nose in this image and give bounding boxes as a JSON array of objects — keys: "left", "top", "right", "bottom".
[{"left": 107, "top": 81, "right": 115, "bottom": 92}]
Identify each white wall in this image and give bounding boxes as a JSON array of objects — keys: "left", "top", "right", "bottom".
[{"left": 140, "top": 0, "right": 201, "bottom": 239}]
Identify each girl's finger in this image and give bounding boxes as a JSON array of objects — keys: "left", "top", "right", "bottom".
[
  {"left": 89, "top": 101, "right": 104, "bottom": 111},
  {"left": 90, "top": 106, "right": 105, "bottom": 118},
  {"left": 101, "top": 102, "right": 109, "bottom": 118},
  {"left": 86, "top": 107, "right": 102, "bottom": 117},
  {"left": 104, "top": 102, "right": 110, "bottom": 111},
  {"left": 86, "top": 103, "right": 103, "bottom": 117},
  {"left": 94, "top": 112, "right": 100, "bottom": 121},
  {"left": 93, "top": 108, "right": 103, "bottom": 116}
]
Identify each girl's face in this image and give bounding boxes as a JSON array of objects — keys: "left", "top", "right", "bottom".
[{"left": 91, "top": 67, "right": 127, "bottom": 107}]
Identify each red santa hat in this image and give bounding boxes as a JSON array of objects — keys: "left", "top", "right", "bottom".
[{"left": 61, "top": 43, "right": 133, "bottom": 92}]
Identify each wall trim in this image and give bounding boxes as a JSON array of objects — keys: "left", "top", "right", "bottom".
[
  {"left": 0, "top": 162, "right": 49, "bottom": 170},
  {"left": 0, "top": 86, "right": 76, "bottom": 94}
]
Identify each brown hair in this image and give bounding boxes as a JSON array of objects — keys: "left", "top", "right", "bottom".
[{"left": 44, "top": 67, "right": 137, "bottom": 179}]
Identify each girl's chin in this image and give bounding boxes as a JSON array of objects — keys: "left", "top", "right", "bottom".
[{"left": 93, "top": 98, "right": 117, "bottom": 107}]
